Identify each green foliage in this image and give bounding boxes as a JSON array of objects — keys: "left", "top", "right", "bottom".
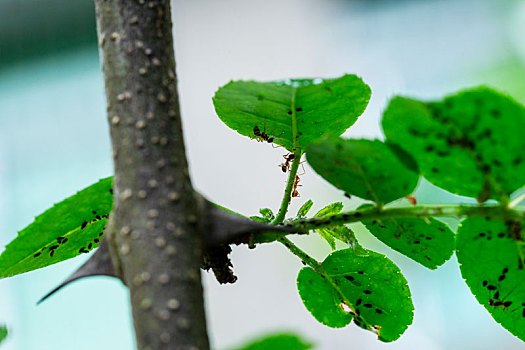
[
  {"left": 456, "top": 217, "right": 525, "bottom": 341},
  {"left": 295, "top": 200, "right": 314, "bottom": 219},
  {"left": 313, "top": 203, "right": 354, "bottom": 250},
  {"left": 0, "top": 325, "right": 6, "bottom": 345},
  {"left": 382, "top": 88, "right": 525, "bottom": 202},
  {"left": 362, "top": 217, "right": 455, "bottom": 269},
  {"left": 306, "top": 138, "right": 419, "bottom": 205},
  {"left": 213, "top": 75, "right": 371, "bottom": 151},
  {"left": 6, "top": 73, "right": 525, "bottom": 347},
  {"left": 0, "top": 177, "right": 113, "bottom": 278},
  {"left": 297, "top": 249, "right": 414, "bottom": 342},
  {"left": 232, "top": 332, "right": 313, "bottom": 350}
]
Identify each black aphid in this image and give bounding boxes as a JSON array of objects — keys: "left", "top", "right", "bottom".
[
  {"left": 487, "top": 285, "right": 497, "bottom": 291},
  {"left": 33, "top": 252, "right": 41, "bottom": 258},
  {"left": 81, "top": 221, "right": 88, "bottom": 229},
  {"left": 344, "top": 275, "right": 355, "bottom": 282},
  {"left": 375, "top": 308, "right": 382, "bottom": 314},
  {"left": 363, "top": 290, "right": 372, "bottom": 295},
  {"left": 364, "top": 304, "right": 372, "bottom": 308}
]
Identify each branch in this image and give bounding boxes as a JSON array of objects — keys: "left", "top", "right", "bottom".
[
  {"left": 286, "top": 204, "right": 524, "bottom": 231},
  {"left": 94, "top": 0, "right": 209, "bottom": 348}
]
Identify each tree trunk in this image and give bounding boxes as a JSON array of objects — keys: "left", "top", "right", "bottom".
[{"left": 94, "top": 1, "right": 210, "bottom": 349}]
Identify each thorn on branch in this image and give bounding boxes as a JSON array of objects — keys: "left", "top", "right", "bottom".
[{"left": 37, "top": 240, "right": 120, "bottom": 304}]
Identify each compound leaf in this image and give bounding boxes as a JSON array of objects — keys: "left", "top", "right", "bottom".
[
  {"left": 363, "top": 217, "right": 455, "bottom": 269},
  {"left": 382, "top": 88, "right": 525, "bottom": 202},
  {"left": 306, "top": 138, "right": 419, "bottom": 204},
  {"left": 0, "top": 177, "right": 113, "bottom": 278},
  {"left": 456, "top": 217, "right": 525, "bottom": 341},
  {"left": 297, "top": 249, "right": 414, "bottom": 342},
  {"left": 213, "top": 75, "right": 371, "bottom": 151},
  {"left": 233, "top": 332, "right": 313, "bottom": 350}
]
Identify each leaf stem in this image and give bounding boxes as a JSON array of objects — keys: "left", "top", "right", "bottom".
[
  {"left": 272, "top": 151, "right": 303, "bottom": 224},
  {"left": 278, "top": 237, "right": 365, "bottom": 328},
  {"left": 287, "top": 204, "right": 525, "bottom": 231},
  {"left": 279, "top": 236, "right": 321, "bottom": 269}
]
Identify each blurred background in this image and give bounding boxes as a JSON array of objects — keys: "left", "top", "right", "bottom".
[{"left": 1, "top": 0, "right": 525, "bottom": 349}]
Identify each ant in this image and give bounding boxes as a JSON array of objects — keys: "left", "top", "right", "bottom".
[
  {"left": 292, "top": 175, "right": 302, "bottom": 197},
  {"left": 251, "top": 125, "right": 274, "bottom": 143},
  {"left": 279, "top": 152, "right": 296, "bottom": 172}
]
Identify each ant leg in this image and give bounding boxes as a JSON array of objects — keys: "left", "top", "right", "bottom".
[{"left": 297, "top": 162, "right": 306, "bottom": 176}]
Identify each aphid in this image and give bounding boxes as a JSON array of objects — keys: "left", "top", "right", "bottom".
[
  {"left": 33, "top": 252, "right": 41, "bottom": 258},
  {"left": 81, "top": 221, "right": 88, "bottom": 229}
]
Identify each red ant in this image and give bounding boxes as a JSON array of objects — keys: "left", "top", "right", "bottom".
[
  {"left": 292, "top": 175, "right": 302, "bottom": 197},
  {"left": 251, "top": 125, "right": 274, "bottom": 143},
  {"left": 278, "top": 153, "right": 295, "bottom": 172}
]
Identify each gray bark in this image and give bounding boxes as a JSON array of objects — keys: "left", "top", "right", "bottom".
[{"left": 94, "top": 1, "right": 210, "bottom": 349}]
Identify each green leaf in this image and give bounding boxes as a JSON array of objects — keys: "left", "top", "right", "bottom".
[
  {"left": 456, "top": 217, "right": 525, "bottom": 341},
  {"left": 0, "top": 325, "right": 7, "bottom": 345},
  {"left": 233, "top": 332, "right": 314, "bottom": 350},
  {"left": 314, "top": 202, "right": 344, "bottom": 249},
  {"left": 314, "top": 202, "right": 343, "bottom": 217},
  {"left": 213, "top": 75, "right": 371, "bottom": 151},
  {"left": 382, "top": 88, "right": 525, "bottom": 202},
  {"left": 259, "top": 208, "right": 275, "bottom": 222},
  {"left": 296, "top": 200, "right": 314, "bottom": 219},
  {"left": 297, "top": 249, "right": 414, "bottom": 342},
  {"left": 0, "top": 177, "right": 113, "bottom": 278},
  {"left": 317, "top": 229, "right": 337, "bottom": 250},
  {"left": 363, "top": 217, "right": 455, "bottom": 269},
  {"left": 306, "top": 138, "right": 419, "bottom": 204}
]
